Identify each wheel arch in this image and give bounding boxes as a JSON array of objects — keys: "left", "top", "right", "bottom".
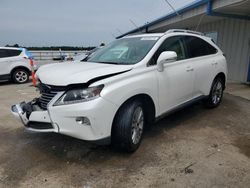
[
  {"left": 215, "top": 72, "right": 226, "bottom": 90},
  {"left": 111, "top": 93, "right": 156, "bottom": 133},
  {"left": 11, "top": 66, "right": 31, "bottom": 77}
]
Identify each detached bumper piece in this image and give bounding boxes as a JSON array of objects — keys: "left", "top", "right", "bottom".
[
  {"left": 11, "top": 99, "right": 56, "bottom": 132},
  {"left": 11, "top": 102, "right": 31, "bottom": 125}
]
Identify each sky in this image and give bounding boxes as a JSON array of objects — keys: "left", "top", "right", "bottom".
[{"left": 0, "top": 0, "right": 196, "bottom": 47}]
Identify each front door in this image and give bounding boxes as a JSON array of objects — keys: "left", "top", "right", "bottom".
[{"left": 152, "top": 36, "right": 195, "bottom": 113}]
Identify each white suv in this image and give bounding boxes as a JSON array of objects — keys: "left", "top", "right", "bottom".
[
  {"left": 0, "top": 47, "right": 37, "bottom": 83},
  {"left": 11, "top": 30, "right": 227, "bottom": 152}
]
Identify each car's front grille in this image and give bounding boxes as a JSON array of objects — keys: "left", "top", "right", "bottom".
[
  {"left": 39, "top": 90, "right": 58, "bottom": 109},
  {"left": 37, "top": 83, "right": 65, "bottom": 110}
]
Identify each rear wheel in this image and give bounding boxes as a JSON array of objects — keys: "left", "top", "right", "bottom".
[
  {"left": 204, "top": 77, "right": 224, "bottom": 108},
  {"left": 12, "top": 69, "right": 29, "bottom": 84},
  {"left": 112, "top": 100, "right": 145, "bottom": 152}
]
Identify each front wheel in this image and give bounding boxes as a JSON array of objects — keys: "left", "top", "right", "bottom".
[
  {"left": 112, "top": 100, "right": 145, "bottom": 152},
  {"left": 204, "top": 77, "right": 224, "bottom": 108}
]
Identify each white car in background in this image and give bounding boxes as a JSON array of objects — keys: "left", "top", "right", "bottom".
[
  {"left": 11, "top": 30, "right": 227, "bottom": 152},
  {"left": 0, "top": 47, "right": 37, "bottom": 83},
  {"left": 72, "top": 47, "right": 101, "bottom": 62},
  {"left": 72, "top": 52, "right": 88, "bottom": 62}
]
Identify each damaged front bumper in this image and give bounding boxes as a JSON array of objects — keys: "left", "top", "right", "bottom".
[
  {"left": 11, "top": 100, "right": 59, "bottom": 132},
  {"left": 10, "top": 95, "right": 118, "bottom": 144}
]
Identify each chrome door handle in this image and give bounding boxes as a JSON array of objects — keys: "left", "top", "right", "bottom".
[
  {"left": 186, "top": 68, "right": 194, "bottom": 72},
  {"left": 212, "top": 62, "right": 218, "bottom": 65}
]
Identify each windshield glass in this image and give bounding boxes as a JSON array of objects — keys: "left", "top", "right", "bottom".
[{"left": 88, "top": 37, "right": 159, "bottom": 65}]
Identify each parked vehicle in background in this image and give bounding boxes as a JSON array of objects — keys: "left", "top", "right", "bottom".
[
  {"left": 72, "top": 52, "right": 88, "bottom": 62},
  {"left": 72, "top": 47, "right": 101, "bottom": 62},
  {"left": 0, "top": 47, "right": 37, "bottom": 83},
  {"left": 11, "top": 29, "right": 227, "bottom": 152}
]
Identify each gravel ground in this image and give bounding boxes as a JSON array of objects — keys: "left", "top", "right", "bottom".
[{"left": 0, "top": 81, "right": 250, "bottom": 188}]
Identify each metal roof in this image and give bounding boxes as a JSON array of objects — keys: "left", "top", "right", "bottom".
[
  {"left": 117, "top": 0, "right": 209, "bottom": 38},
  {"left": 117, "top": 0, "right": 250, "bottom": 39}
]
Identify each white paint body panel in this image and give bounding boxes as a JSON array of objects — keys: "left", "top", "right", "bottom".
[
  {"left": 0, "top": 57, "right": 32, "bottom": 75},
  {"left": 157, "top": 59, "right": 195, "bottom": 112},
  {"left": 36, "top": 62, "right": 133, "bottom": 86}
]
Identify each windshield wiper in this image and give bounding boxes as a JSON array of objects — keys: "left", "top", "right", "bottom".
[
  {"left": 90, "top": 61, "right": 133, "bottom": 65},
  {"left": 95, "top": 61, "right": 120, "bottom": 65}
]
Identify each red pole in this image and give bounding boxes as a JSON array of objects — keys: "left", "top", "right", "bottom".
[{"left": 29, "top": 59, "right": 36, "bottom": 86}]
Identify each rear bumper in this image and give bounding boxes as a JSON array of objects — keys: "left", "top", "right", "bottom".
[{"left": 11, "top": 97, "right": 118, "bottom": 143}]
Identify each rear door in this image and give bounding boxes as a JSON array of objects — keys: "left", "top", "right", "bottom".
[
  {"left": 0, "top": 49, "right": 11, "bottom": 75},
  {"left": 184, "top": 36, "right": 218, "bottom": 97}
]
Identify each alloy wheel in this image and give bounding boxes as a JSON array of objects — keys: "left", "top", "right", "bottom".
[
  {"left": 131, "top": 106, "right": 144, "bottom": 145},
  {"left": 15, "top": 71, "right": 28, "bottom": 83},
  {"left": 212, "top": 80, "right": 223, "bottom": 105}
]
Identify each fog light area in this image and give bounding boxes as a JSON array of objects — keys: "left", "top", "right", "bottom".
[{"left": 75, "top": 117, "right": 91, "bottom": 126}]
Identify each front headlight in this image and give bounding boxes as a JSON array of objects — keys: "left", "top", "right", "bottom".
[{"left": 54, "top": 85, "right": 104, "bottom": 106}]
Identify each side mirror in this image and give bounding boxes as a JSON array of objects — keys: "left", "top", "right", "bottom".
[{"left": 157, "top": 51, "right": 177, "bottom": 72}]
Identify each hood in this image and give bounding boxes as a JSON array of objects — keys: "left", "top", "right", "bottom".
[{"left": 36, "top": 62, "right": 133, "bottom": 86}]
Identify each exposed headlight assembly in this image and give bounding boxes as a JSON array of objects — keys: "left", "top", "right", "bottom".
[{"left": 54, "top": 85, "right": 104, "bottom": 106}]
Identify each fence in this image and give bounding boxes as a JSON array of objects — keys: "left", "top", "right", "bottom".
[{"left": 30, "top": 50, "right": 87, "bottom": 60}]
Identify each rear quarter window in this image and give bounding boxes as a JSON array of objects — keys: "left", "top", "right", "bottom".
[
  {"left": 0, "top": 49, "right": 8, "bottom": 58},
  {"left": 184, "top": 36, "right": 217, "bottom": 58},
  {"left": 7, "top": 49, "right": 22, "bottom": 57}
]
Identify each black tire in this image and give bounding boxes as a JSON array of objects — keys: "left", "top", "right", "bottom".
[
  {"left": 204, "top": 77, "right": 224, "bottom": 108},
  {"left": 112, "top": 100, "right": 145, "bottom": 153},
  {"left": 12, "top": 69, "right": 29, "bottom": 84}
]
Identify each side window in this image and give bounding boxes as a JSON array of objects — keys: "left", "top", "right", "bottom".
[
  {"left": 0, "top": 49, "right": 8, "bottom": 58},
  {"left": 0, "top": 49, "right": 21, "bottom": 58},
  {"left": 149, "top": 36, "right": 187, "bottom": 65},
  {"left": 184, "top": 36, "right": 217, "bottom": 58},
  {"left": 7, "top": 49, "right": 22, "bottom": 57}
]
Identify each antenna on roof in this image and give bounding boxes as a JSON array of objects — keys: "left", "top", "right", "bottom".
[
  {"left": 110, "top": 33, "right": 116, "bottom": 38},
  {"left": 195, "top": 14, "right": 206, "bottom": 31},
  {"left": 129, "top": 19, "right": 139, "bottom": 28},
  {"left": 116, "top": 29, "right": 123, "bottom": 35},
  {"left": 163, "top": 0, "right": 180, "bottom": 16}
]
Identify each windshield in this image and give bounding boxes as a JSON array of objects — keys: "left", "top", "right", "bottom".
[{"left": 88, "top": 37, "right": 159, "bottom": 65}]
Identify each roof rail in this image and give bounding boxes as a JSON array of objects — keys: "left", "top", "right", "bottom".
[{"left": 165, "top": 29, "right": 204, "bottom": 36}]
